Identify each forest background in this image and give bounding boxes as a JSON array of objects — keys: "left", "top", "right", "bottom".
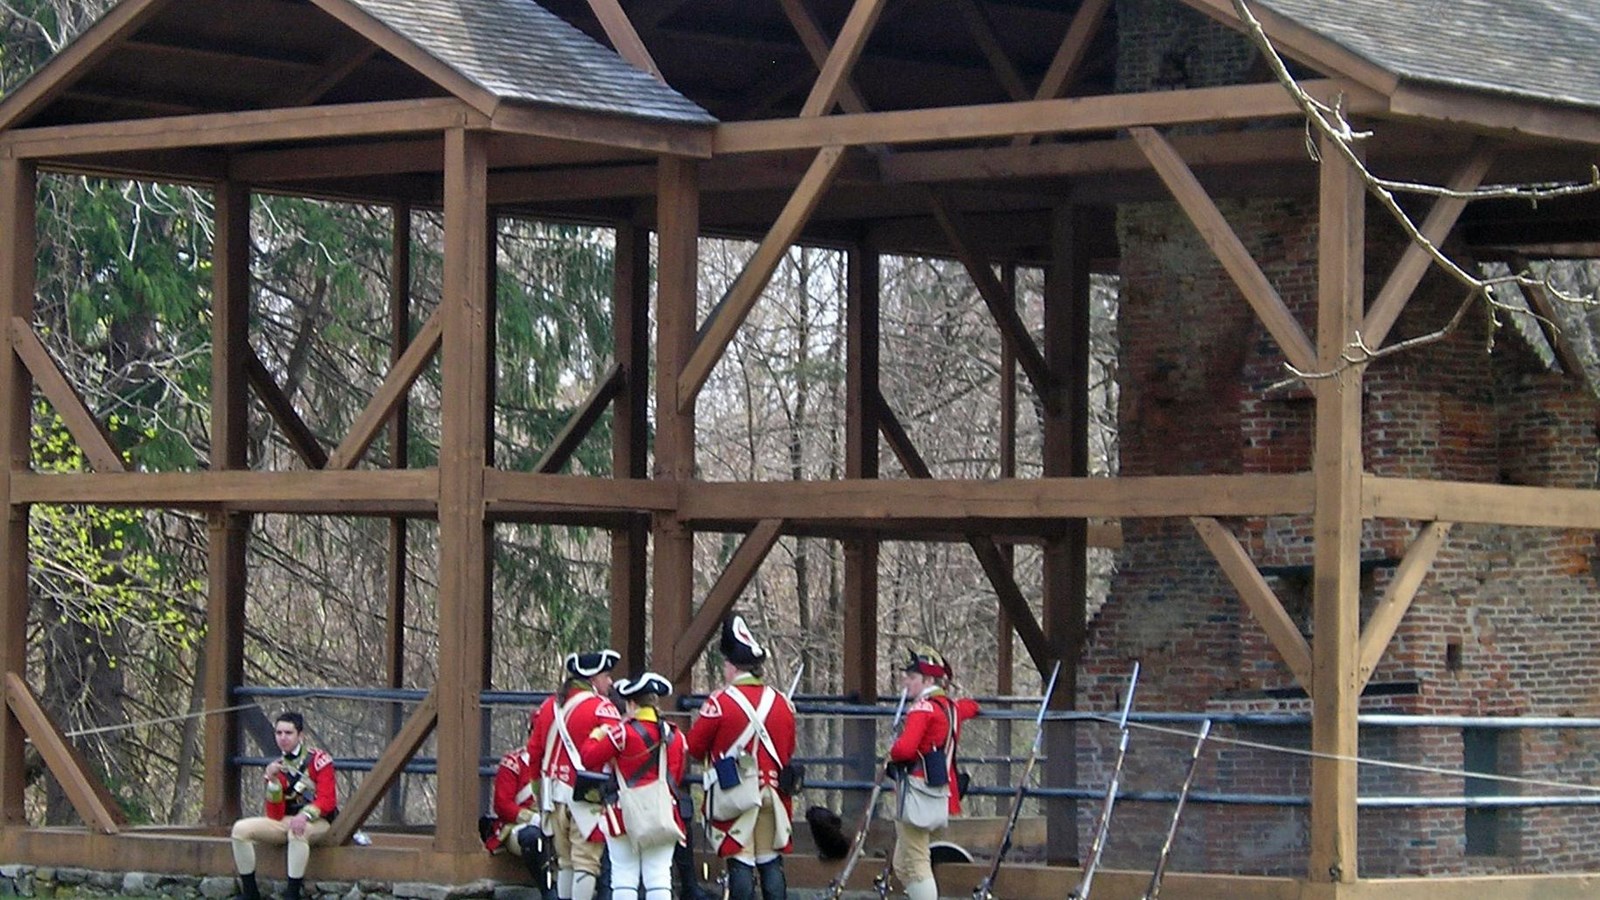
[
  {"left": 2, "top": 0, "right": 1124, "bottom": 828},
  {"left": 11, "top": 0, "right": 1600, "bottom": 833}
]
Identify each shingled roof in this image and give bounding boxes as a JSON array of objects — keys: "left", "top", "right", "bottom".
[
  {"left": 1254, "top": 0, "right": 1600, "bottom": 110},
  {"left": 345, "top": 0, "right": 714, "bottom": 124}
]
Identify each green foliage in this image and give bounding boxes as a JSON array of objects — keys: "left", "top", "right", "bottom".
[{"left": 29, "top": 404, "right": 201, "bottom": 660}]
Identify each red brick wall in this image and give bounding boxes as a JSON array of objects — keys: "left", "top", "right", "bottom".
[{"left": 1093, "top": 182, "right": 1600, "bottom": 875}]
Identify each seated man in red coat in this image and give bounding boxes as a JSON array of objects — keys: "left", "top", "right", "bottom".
[
  {"left": 230, "top": 711, "right": 338, "bottom": 900},
  {"left": 482, "top": 724, "right": 555, "bottom": 899},
  {"left": 687, "top": 615, "right": 797, "bottom": 900}
]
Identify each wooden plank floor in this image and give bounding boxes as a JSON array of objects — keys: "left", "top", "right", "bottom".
[{"left": 2, "top": 826, "right": 1597, "bottom": 900}]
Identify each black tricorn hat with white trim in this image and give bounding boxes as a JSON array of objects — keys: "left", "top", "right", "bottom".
[
  {"left": 616, "top": 672, "right": 673, "bottom": 698},
  {"left": 720, "top": 614, "right": 766, "bottom": 668},
  {"left": 565, "top": 649, "right": 620, "bottom": 679}
]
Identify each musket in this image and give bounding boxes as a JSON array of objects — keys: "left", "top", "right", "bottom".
[
  {"left": 1067, "top": 662, "right": 1140, "bottom": 900},
  {"left": 971, "top": 660, "right": 1062, "bottom": 900},
  {"left": 786, "top": 662, "right": 805, "bottom": 699},
  {"left": 1140, "top": 719, "right": 1211, "bottom": 900},
  {"left": 825, "top": 688, "right": 911, "bottom": 900}
]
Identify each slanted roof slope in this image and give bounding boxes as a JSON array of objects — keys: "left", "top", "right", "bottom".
[
  {"left": 343, "top": 0, "right": 713, "bottom": 123},
  {"left": 1254, "top": 0, "right": 1600, "bottom": 110}
]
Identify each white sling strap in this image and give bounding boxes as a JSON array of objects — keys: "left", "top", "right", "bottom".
[{"left": 720, "top": 685, "right": 780, "bottom": 762}]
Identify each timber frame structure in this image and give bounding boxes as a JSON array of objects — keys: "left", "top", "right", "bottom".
[{"left": 3, "top": 0, "right": 1600, "bottom": 898}]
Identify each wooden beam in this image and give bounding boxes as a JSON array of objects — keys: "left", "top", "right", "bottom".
[
  {"left": 1361, "top": 144, "right": 1496, "bottom": 350},
  {"left": 1012, "top": 0, "right": 1111, "bottom": 146},
  {"left": 1, "top": 99, "right": 487, "bottom": 160},
  {"left": 325, "top": 688, "right": 438, "bottom": 845},
  {"left": 584, "top": 0, "right": 663, "bottom": 81},
  {"left": 680, "top": 473, "right": 1315, "bottom": 522},
  {"left": 3, "top": 673, "right": 125, "bottom": 832},
  {"left": 284, "top": 41, "right": 379, "bottom": 107},
  {"left": 925, "top": 191, "right": 1056, "bottom": 408},
  {"left": 668, "top": 519, "right": 785, "bottom": 682},
  {"left": 676, "top": 146, "right": 846, "bottom": 413},
  {"left": 776, "top": 0, "right": 873, "bottom": 114},
  {"left": 532, "top": 363, "right": 625, "bottom": 474},
  {"left": 877, "top": 393, "right": 1054, "bottom": 673},
  {"left": 0, "top": 0, "right": 178, "bottom": 132},
  {"left": 306, "top": 0, "right": 501, "bottom": 116},
  {"left": 1390, "top": 83, "right": 1600, "bottom": 148},
  {"left": 0, "top": 159, "right": 33, "bottom": 826},
  {"left": 483, "top": 470, "right": 677, "bottom": 513},
  {"left": 383, "top": 201, "right": 412, "bottom": 823},
  {"left": 1191, "top": 516, "right": 1314, "bottom": 691},
  {"left": 435, "top": 127, "right": 491, "bottom": 853},
  {"left": 1130, "top": 126, "right": 1317, "bottom": 373},
  {"left": 885, "top": 125, "right": 1314, "bottom": 186},
  {"left": 1309, "top": 132, "right": 1365, "bottom": 884},
  {"left": 953, "top": 0, "right": 1028, "bottom": 102},
  {"left": 610, "top": 222, "right": 650, "bottom": 672},
  {"left": 489, "top": 104, "right": 711, "bottom": 159},
  {"left": 326, "top": 308, "right": 443, "bottom": 470},
  {"left": 800, "top": 0, "right": 890, "bottom": 117},
  {"left": 10, "top": 319, "right": 126, "bottom": 472},
  {"left": 843, "top": 240, "right": 881, "bottom": 728},
  {"left": 713, "top": 79, "right": 1386, "bottom": 154},
  {"left": 1362, "top": 476, "right": 1600, "bottom": 529},
  {"left": 1181, "top": 0, "right": 1400, "bottom": 97},
  {"left": 1357, "top": 521, "right": 1452, "bottom": 689},
  {"left": 245, "top": 346, "right": 328, "bottom": 470},
  {"left": 653, "top": 158, "right": 699, "bottom": 693},
  {"left": 202, "top": 180, "right": 251, "bottom": 826},
  {"left": 12, "top": 469, "right": 438, "bottom": 507}
]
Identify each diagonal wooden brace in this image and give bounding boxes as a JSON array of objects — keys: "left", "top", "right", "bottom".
[
  {"left": 877, "top": 390, "right": 1054, "bottom": 672},
  {"left": 1132, "top": 127, "right": 1317, "bottom": 374},
  {"left": 245, "top": 346, "right": 328, "bottom": 470},
  {"left": 326, "top": 687, "right": 439, "bottom": 845},
  {"left": 11, "top": 318, "right": 126, "bottom": 472},
  {"left": 1192, "top": 517, "right": 1314, "bottom": 694},
  {"left": 4, "top": 671, "right": 126, "bottom": 833},
  {"left": 677, "top": 146, "right": 847, "bottom": 414},
  {"left": 534, "top": 363, "right": 625, "bottom": 474},
  {"left": 327, "top": 307, "right": 443, "bottom": 470},
  {"left": 668, "top": 518, "right": 786, "bottom": 684},
  {"left": 1357, "top": 521, "right": 1452, "bottom": 689}
]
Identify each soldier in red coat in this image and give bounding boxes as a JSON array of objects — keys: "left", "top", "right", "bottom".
[
  {"left": 482, "top": 726, "right": 555, "bottom": 899},
  {"left": 686, "top": 615, "right": 797, "bottom": 900},
  {"left": 580, "top": 672, "right": 687, "bottom": 900},
  {"left": 529, "top": 649, "right": 622, "bottom": 900},
  {"left": 230, "top": 711, "right": 338, "bottom": 900},
  {"left": 886, "top": 647, "right": 980, "bottom": 900}
]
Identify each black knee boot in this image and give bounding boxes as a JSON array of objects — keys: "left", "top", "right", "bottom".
[
  {"left": 236, "top": 872, "right": 261, "bottom": 900},
  {"left": 756, "top": 859, "right": 787, "bottom": 900},
  {"left": 725, "top": 861, "right": 756, "bottom": 900},
  {"left": 284, "top": 876, "right": 303, "bottom": 900}
]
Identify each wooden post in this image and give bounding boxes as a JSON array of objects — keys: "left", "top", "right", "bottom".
[
  {"left": 1308, "top": 133, "right": 1364, "bottom": 884},
  {"left": 996, "top": 262, "right": 1017, "bottom": 816},
  {"left": 652, "top": 158, "right": 698, "bottom": 689},
  {"left": 384, "top": 202, "right": 412, "bottom": 824},
  {"left": 201, "top": 180, "right": 251, "bottom": 826},
  {"left": 0, "top": 159, "right": 35, "bottom": 825},
  {"left": 842, "top": 241, "right": 880, "bottom": 810},
  {"left": 436, "top": 127, "right": 492, "bottom": 852},
  {"left": 1041, "top": 204, "right": 1090, "bottom": 865},
  {"left": 611, "top": 221, "right": 650, "bottom": 672}
]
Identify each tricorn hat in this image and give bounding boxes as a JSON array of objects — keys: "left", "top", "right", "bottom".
[
  {"left": 565, "top": 649, "right": 620, "bottom": 679},
  {"left": 720, "top": 614, "right": 766, "bottom": 668},
  {"left": 616, "top": 672, "right": 673, "bottom": 699},
  {"left": 901, "top": 645, "right": 949, "bottom": 679}
]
